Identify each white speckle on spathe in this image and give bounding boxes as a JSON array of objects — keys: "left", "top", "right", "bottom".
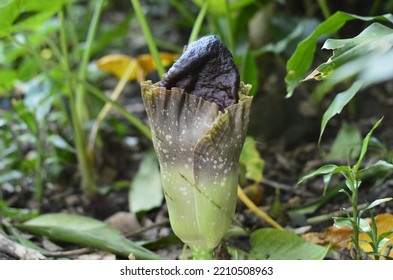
[
  {"left": 188, "top": 158, "right": 192, "bottom": 163},
  {"left": 220, "top": 181, "right": 225, "bottom": 187},
  {"left": 165, "top": 135, "right": 172, "bottom": 140},
  {"left": 185, "top": 164, "right": 189, "bottom": 169},
  {"left": 182, "top": 129, "right": 185, "bottom": 135}
]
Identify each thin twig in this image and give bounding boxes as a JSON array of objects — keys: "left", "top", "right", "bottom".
[
  {"left": 43, "top": 247, "right": 93, "bottom": 257},
  {"left": 126, "top": 219, "right": 170, "bottom": 238}
]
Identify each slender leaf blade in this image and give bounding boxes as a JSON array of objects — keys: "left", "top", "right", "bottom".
[{"left": 19, "top": 213, "right": 161, "bottom": 259}]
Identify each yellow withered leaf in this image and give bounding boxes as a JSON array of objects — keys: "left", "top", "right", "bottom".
[
  {"left": 96, "top": 53, "right": 178, "bottom": 81},
  {"left": 137, "top": 53, "right": 179, "bottom": 74}
]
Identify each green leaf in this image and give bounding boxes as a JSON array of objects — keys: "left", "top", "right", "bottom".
[
  {"left": 307, "top": 23, "right": 393, "bottom": 82},
  {"left": 129, "top": 150, "right": 163, "bottom": 213},
  {"left": 362, "top": 198, "right": 393, "bottom": 213},
  {"left": 47, "top": 134, "right": 75, "bottom": 153},
  {"left": 319, "top": 80, "right": 364, "bottom": 142},
  {"left": 12, "top": 100, "right": 38, "bottom": 135},
  {"left": 297, "top": 164, "right": 338, "bottom": 184},
  {"left": 0, "top": 170, "right": 23, "bottom": 184},
  {"left": 241, "top": 51, "right": 258, "bottom": 96},
  {"left": 18, "top": 213, "right": 161, "bottom": 259},
  {"left": 285, "top": 11, "right": 393, "bottom": 97},
  {"left": 0, "top": 0, "right": 68, "bottom": 37},
  {"left": 249, "top": 228, "right": 329, "bottom": 260},
  {"left": 354, "top": 118, "right": 383, "bottom": 172},
  {"left": 327, "top": 123, "right": 361, "bottom": 160},
  {"left": 334, "top": 217, "right": 354, "bottom": 229},
  {"left": 193, "top": 0, "right": 226, "bottom": 16},
  {"left": 0, "top": 70, "right": 17, "bottom": 92},
  {"left": 359, "top": 218, "right": 372, "bottom": 232},
  {"left": 239, "top": 136, "right": 265, "bottom": 182},
  {"left": 23, "top": 75, "right": 54, "bottom": 123}
]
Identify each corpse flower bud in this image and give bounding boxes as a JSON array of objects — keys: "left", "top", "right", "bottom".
[{"left": 141, "top": 36, "right": 252, "bottom": 259}]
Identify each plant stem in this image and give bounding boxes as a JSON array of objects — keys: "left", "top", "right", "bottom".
[
  {"left": 87, "top": 60, "right": 138, "bottom": 161},
  {"left": 191, "top": 246, "right": 213, "bottom": 260},
  {"left": 351, "top": 179, "right": 362, "bottom": 260},
  {"left": 82, "top": 81, "right": 152, "bottom": 140},
  {"left": 59, "top": 7, "right": 99, "bottom": 196},
  {"left": 131, "top": 0, "right": 165, "bottom": 78},
  {"left": 76, "top": 0, "right": 105, "bottom": 113},
  {"left": 34, "top": 128, "right": 44, "bottom": 210},
  {"left": 317, "top": 0, "right": 331, "bottom": 19},
  {"left": 76, "top": 0, "right": 105, "bottom": 194},
  {"left": 188, "top": 0, "right": 211, "bottom": 44},
  {"left": 169, "top": 0, "right": 195, "bottom": 24},
  {"left": 224, "top": 0, "right": 234, "bottom": 52}
]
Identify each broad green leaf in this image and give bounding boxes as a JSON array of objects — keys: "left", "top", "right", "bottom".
[
  {"left": 18, "top": 213, "right": 161, "bottom": 259},
  {"left": 360, "top": 49, "right": 393, "bottom": 84},
  {"left": 327, "top": 123, "right": 361, "bottom": 160},
  {"left": 319, "top": 81, "right": 364, "bottom": 142},
  {"left": 249, "top": 228, "right": 329, "bottom": 260},
  {"left": 129, "top": 150, "right": 163, "bottom": 213},
  {"left": 0, "top": 0, "right": 67, "bottom": 37},
  {"left": 307, "top": 23, "right": 393, "bottom": 82},
  {"left": 0, "top": 70, "right": 17, "bottom": 92},
  {"left": 285, "top": 12, "right": 393, "bottom": 97},
  {"left": 239, "top": 136, "right": 265, "bottom": 182}
]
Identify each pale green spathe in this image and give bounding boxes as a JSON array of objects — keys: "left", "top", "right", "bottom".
[{"left": 141, "top": 81, "right": 252, "bottom": 250}]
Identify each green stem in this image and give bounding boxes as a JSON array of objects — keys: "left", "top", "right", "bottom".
[
  {"left": 76, "top": 0, "right": 105, "bottom": 122},
  {"left": 34, "top": 128, "right": 44, "bottom": 210},
  {"left": 131, "top": 0, "right": 165, "bottom": 78},
  {"left": 188, "top": 0, "right": 211, "bottom": 44},
  {"left": 191, "top": 246, "right": 214, "bottom": 260},
  {"left": 169, "top": 0, "right": 195, "bottom": 24},
  {"left": 351, "top": 179, "right": 362, "bottom": 260},
  {"left": 82, "top": 81, "right": 152, "bottom": 140},
  {"left": 317, "top": 0, "right": 330, "bottom": 19},
  {"left": 59, "top": 8, "right": 98, "bottom": 196},
  {"left": 224, "top": 0, "right": 234, "bottom": 52}
]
